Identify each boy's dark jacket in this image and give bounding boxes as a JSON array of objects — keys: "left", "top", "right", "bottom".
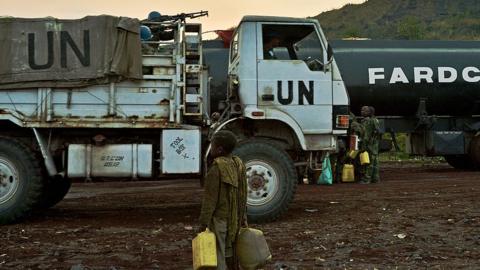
[{"left": 199, "top": 155, "right": 248, "bottom": 247}]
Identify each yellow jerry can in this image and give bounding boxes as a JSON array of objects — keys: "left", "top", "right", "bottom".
[
  {"left": 360, "top": 151, "right": 370, "bottom": 165},
  {"left": 342, "top": 164, "right": 355, "bottom": 182},
  {"left": 192, "top": 228, "right": 217, "bottom": 270},
  {"left": 348, "top": 150, "right": 359, "bottom": 159},
  {"left": 237, "top": 227, "right": 272, "bottom": 270}
]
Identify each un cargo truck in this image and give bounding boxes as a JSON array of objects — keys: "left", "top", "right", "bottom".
[{"left": 0, "top": 15, "right": 350, "bottom": 224}]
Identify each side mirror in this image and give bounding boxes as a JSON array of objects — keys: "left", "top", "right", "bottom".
[{"left": 327, "top": 44, "right": 333, "bottom": 62}]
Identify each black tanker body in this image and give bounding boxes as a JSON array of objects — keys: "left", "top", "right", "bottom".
[
  {"left": 203, "top": 40, "right": 229, "bottom": 114},
  {"left": 331, "top": 40, "right": 480, "bottom": 117},
  {"left": 202, "top": 39, "right": 480, "bottom": 169},
  {"left": 332, "top": 40, "right": 480, "bottom": 169}
]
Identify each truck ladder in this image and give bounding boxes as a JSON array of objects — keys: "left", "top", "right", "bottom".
[{"left": 182, "top": 23, "right": 203, "bottom": 116}]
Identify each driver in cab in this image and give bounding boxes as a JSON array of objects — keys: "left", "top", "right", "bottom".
[{"left": 263, "top": 31, "right": 281, "bottom": 60}]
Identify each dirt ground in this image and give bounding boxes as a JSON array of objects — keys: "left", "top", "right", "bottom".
[{"left": 1, "top": 162, "right": 480, "bottom": 269}]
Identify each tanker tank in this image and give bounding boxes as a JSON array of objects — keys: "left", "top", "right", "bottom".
[
  {"left": 330, "top": 40, "right": 480, "bottom": 117},
  {"left": 203, "top": 40, "right": 229, "bottom": 113}
]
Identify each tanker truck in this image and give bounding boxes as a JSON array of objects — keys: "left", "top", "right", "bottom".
[
  {"left": 205, "top": 28, "right": 480, "bottom": 171},
  {"left": 331, "top": 40, "right": 480, "bottom": 169}
]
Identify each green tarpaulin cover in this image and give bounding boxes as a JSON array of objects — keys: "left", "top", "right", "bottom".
[{"left": 0, "top": 15, "right": 142, "bottom": 89}]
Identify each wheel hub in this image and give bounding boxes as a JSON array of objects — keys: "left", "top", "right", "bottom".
[
  {"left": 249, "top": 175, "right": 266, "bottom": 191},
  {"left": 0, "top": 158, "right": 20, "bottom": 204},
  {"left": 245, "top": 160, "right": 279, "bottom": 206}
]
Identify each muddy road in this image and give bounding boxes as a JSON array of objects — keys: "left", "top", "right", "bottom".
[{"left": 1, "top": 162, "right": 479, "bottom": 269}]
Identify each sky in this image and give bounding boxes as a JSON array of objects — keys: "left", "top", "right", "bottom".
[{"left": 0, "top": 0, "right": 365, "bottom": 36}]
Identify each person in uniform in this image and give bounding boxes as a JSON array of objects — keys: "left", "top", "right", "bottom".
[
  {"left": 349, "top": 113, "right": 365, "bottom": 181},
  {"left": 359, "top": 106, "right": 381, "bottom": 184},
  {"left": 332, "top": 111, "right": 367, "bottom": 183},
  {"left": 263, "top": 31, "right": 281, "bottom": 60},
  {"left": 199, "top": 130, "right": 248, "bottom": 269},
  {"left": 369, "top": 106, "right": 380, "bottom": 182}
]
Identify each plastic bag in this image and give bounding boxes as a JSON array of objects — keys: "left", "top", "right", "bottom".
[{"left": 317, "top": 153, "right": 333, "bottom": 185}]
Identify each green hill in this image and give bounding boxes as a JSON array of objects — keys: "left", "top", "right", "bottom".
[{"left": 314, "top": 0, "right": 480, "bottom": 40}]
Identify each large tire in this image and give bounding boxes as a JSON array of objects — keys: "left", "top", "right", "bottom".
[
  {"left": 296, "top": 166, "right": 306, "bottom": 184},
  {"left": 37, "top": 176, "right": 71, "bottom": 209},
  {"left": 0, "top": 137, "right": 44, "bottom": 224},
  {"left": 233, "top": 140, "right": 297, "bottom": 223},
  {"left": 470, "top": 135, "right": 480, "bottom": 169},
  {"left": 444, "top": 155, "right": 475, "bottom": 170}
]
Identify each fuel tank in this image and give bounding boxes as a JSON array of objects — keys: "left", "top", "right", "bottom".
[
  {"left": 203, "top": 40, "right": 229, "bottom": 113},
  {"left": 330, "top": 40, "right": 480, "bottom": 117}
]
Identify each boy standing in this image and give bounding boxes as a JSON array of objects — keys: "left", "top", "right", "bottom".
[{"left": 199, "top": 130, "right": 248, "bottom": 269}]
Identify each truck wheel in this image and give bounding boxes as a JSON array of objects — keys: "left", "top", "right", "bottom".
[
  {"left": 297, "top": 166, "right": 306, "bottom": 184},
  {"left": 469, "top": 136, "right": 480, "bottom": 169},
  {"left": 233, "top": 141, "right": 297, "bottom": 223},
  {"left": 444, "top": 155, "right": 474, "bottom": 170},
  {"left": 37, "top": 177, "right": 71, "bottom": 209},
  {"left": 0, "top": 137, "right": 43, "bottom": 224}
]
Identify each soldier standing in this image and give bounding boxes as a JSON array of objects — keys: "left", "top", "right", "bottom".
[
  {"left": 349, "top": 113, "right": 364, "bottom": 181},
  {"left": 334, "top": 113, "right": 363, "bottom": 183},
  {"left": 359, "top": 106, "right": 381, "bottom": 184}
]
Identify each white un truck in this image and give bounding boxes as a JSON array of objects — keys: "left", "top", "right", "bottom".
[{"left": 0, "top": 14, "right": 349, "bottom": 224}]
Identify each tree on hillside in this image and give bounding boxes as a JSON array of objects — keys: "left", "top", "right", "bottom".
[
  {"left": 396, "top": 16, "right": 425, "bottom": 40},
  {"left": 343, "top": 26, "right": 363, "bottom": 38}
]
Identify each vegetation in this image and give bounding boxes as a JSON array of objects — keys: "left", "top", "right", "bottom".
[
  {"left": 315, "top": 1, "right": 459, "bottom": 162},
  {"left": 379, "top": 133, "right": 444, "bottom": 163},
  {"left": 315, "top": 0, "right": 480, "bottom": 40}
]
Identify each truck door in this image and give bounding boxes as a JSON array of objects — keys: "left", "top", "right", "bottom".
[{"left": 257, "top": 23, "right": 333, "bottom": 134}]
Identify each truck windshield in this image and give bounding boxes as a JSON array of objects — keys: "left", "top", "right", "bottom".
[{"left": 262, "top": 24, "right": 324, "bottom": 70}]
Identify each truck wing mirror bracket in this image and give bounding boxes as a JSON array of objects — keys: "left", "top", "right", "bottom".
[
  {"left": 327, "top": 44, "right": 333, "bottom": 62},
  {"left": 227, "top": 74, "right": 240, "bottom": 101}
]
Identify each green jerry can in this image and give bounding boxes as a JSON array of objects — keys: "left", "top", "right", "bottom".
[
  {"left": 342, "top": 164, "right": 355, "bottom": 182},
  {"left": 360, "top": 151, "right": 370, "bottom": 165},
  {"left": 192, "top": 228, "right": 217, "bottom": 270},
  {"left": 237, "top": 227, "right": 272, "bottom": 270}
]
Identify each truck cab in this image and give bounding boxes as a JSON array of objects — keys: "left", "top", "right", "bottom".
[
  {"left": 215, "top": 16, "right": 350, "bottom": 222},
  {"left": 227, "top": 16, "right": 349, "bottom": 150}
]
